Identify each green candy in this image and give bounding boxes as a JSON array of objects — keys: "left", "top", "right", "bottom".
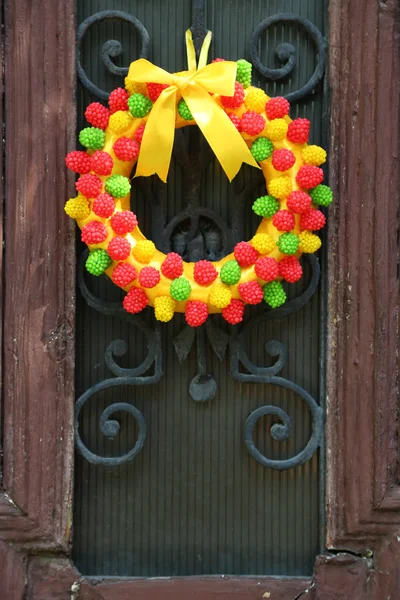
[
  {"left": 220, "top": 260, "right": 241, "bottom": 285},
  {"left": 263, "top": 280, "right": 287, "bottom": 308},
  {"left": 251, "top": 138, "right": 274, "bottom": 162},
  {"left": 170, "top": 277, "right": 191, "bottom": 301},
  {"left": 105, "top": 174, "right": 131, "bottom": 198},
  {"left": 252, "top": 195, "right": 279, "bottom": 218},
  {"left": 276, "top": 232, "right": 300, "bottom": 255},
  {"left": 79, "top": 127, "right": 105, "bottom": 151},
  {"left": 128, "top": 93, "right": 153, "bottom": 118},
  {"left": 178, "top": 99, "right": 193, "bottom": 121},
  {"left": 236, "top": 59, "right": 252, "bottom": 88},
  {"left": 310, "top": 184, "right": 333, "bottom": 207},
  {"left": 86, "top": 249, "right": 112, "bottom": 276}
]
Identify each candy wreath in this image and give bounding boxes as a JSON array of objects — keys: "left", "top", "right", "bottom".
[{"left": 65, "top": 43, "right": 332, "bottom": 328}]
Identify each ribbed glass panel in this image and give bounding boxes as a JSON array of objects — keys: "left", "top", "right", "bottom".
[{"left": 74, "top": 0, "right": 326, "bottom": 577}]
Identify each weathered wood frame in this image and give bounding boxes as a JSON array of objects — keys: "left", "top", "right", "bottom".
[{"left": 0, "top": 0, "right": 399, "bottom": 598}]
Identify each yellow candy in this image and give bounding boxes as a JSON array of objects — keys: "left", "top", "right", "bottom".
[
  {"left": 108, "top": 111, "right": 133, "bottom": 135},
  {"left": 302, "top": 145, "right": 327, "bottom": 166},
  {"left": 250, "top": 233, "right": 275, "bottom": 255},
  {"left": 124, "top": 77, "right": 147, "bottom": 97},
  {"left": 298, "top": 231, "right": 322, "bottom": 253},
  {"left": 268, "top": 176, "right": 292, "bottom": 199},
  {"left": 154, "top": 296, "right": 176, "bottom": 322},
  {"left": 64, "top": 195, "right": 91, "bottom": 220},
  {"left": 244, "top": 87, "right": 268, "bottom": 113},
  {"left": 265, "top": 118, "right": 288, "bottom": 141},
  {"left": 209, "top": 284, "right": 232, "bottom": 308},
  {"left": 132, "top": 240, "right": 156, "bottom": 263}
]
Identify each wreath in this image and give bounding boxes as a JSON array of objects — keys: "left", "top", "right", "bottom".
[{"left": 65, "top": 31, "right": 332, "bottom": 327}]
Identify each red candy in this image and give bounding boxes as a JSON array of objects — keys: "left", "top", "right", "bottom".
[
  {"left": 76, "top": 173, "right": 103, "bottom": 198},
  {"left": 221, "top": 81, "right": 245, "bottom": 109},
  {"left": 234, "top": 241, "right": 258, "bottom": 267},
  {"left": 85, "top": 102, "right": 110, "bottom": 129},
  {"left": 93, "top": 193, "right": 115, "bottom": 218},
  {"left": 279, "top": 256, "right": 303, "bottom": 283},
  {"left": 112, "top": 262, "right": 137, "bottom": 287},
  {"left": 272, "top": 210, "right": 296, "bottom": 232},
  {"left": 193, "top": 260, "right": 218, "bottom": 286},
  {"left": 134, "top": 124, "right": 146, "bottom": 145},
  {"left": 147, "top": 82, "right": 168, "bottom": 102},
  {"left": 65, "top": 151, "right": 92, "bottom": 174},
  {"left": 90, "top": 151, "right": 113, "bottom": 176},
  {"left": 222, "top": 299, "right": 245, "bottom": 324},
  {"left": 113, "top": 137, "right": 140, "bottom": 161},
  {"left": 254, "top": 257, "right": 279, "bottom": 282},
  {"left": 287, "top": 118, "right": 310, "bottom": 144},
  {"left": 296, "top": 165, "right": 324, "bottom": 189},
  {"left": 108, "top": 236, "right": 131, "bottom": 260},
  {"left": 138, "top": 266, "right": 160, "bottom": 288},
  {"left": 108, "top": 88, "right": 129, "bottom": 114},
  {"left": 111, "top": 210, "right": 138, "bottom": 235},
  {"left": 212, "top": 58, "right": 226, "bottom": 63},
  {"left": 300, "top": 209, "right": 326, "bottom": 231},
  {"left": 286, "top": 190, "right": 312, "bottom": 214},
  {"left": 228, "top": 113, "right": 242, "bottom": 132},
  {"left": 81, "top": 221, "right": 108, "bottom": 245},
  {"left": 123, "top": 287, "right": 148, "bottom": 314},
  {"left": 238, "top": 280, "right": 264, "bottom": 304},
  {"left": 161, "top": 252, "right": 183, "bottom": 279},
  {"left": 185, "top": 301, "right": 208, "bottom": 327},
  {"left": 272, "top": 148, "right": 296, "bottom": 172},
  {"left": 265, "top": 96, "right": 290, "bottom": 120},
  {"left": 241, "top": 111, "right": 265, "bottom": 136}
]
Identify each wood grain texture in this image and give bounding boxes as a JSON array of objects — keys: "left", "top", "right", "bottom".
[{"left": 0, "top": 540, "right": 27, "bottom": 600}]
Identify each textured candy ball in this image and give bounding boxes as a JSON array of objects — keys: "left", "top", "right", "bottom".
[
  {"left": 221, "top": 81, "right": 245, "bottom": 109},
  {"left": 92, "top": 193, "right": 115, "bottom": 218},
  {"left": 254, "top": 256, "right": 279, "bottom": 282},
  {"left": 79, "top": 127, "right": 106, "bottom": 151},
  {"left": 90, "top": 151, "right": 114, "bottom": 176},
  {"left": 134, "top": 124, "right": 146, "bottom": 145},
  {"left": 286, "top": 190, "right": 312, "bottom": 214},
  {"left": 252, "top": 195, "right": 279, "bottom": 218},
  {"left": 298, "top": 231, "right": 322, "bottom": 253},
  {"left": 244, "top": 87, "right": 267, "bottom": 113},
  {"left": 263, "top": 280, "right": 287, "bottom": 308},
  {"left": 272, "top": 210, "right": 296, "bottom": 232},
  {"left": 86, "top": 248, "right": 112, "bottom": 276},
  {"left": 123, "top": 287, "right": 148, "bottom": 314},
  {"left": 64, "top": 195, "right": 90, "bottom": 220},
  {"left": 287, "top": 118, "right": 310, "bottom": 144},
  {"left": 138, "top": 266, "right": 161, "bottom": 288},
  {"left": 236, "top": 59, "right": 252, "bottom": 88},
  {"left": 209, "top": 284, "right": 232, "bottom": 309},
  {"left": 268, "top": 176, "right": 292, "bottom": 199},
  {"left": 147, "top": 82, "right": 168, "bottom": 102},
  {"left": 128, "top": 93, "right": 153, "bottom": 118},
  {"left": 111, "top": 210, "right": 138, "bottom": 235},
  {"left": 108, "top": 111, "right": 133, "bottom": 135},
  {"left": 250, "top": 233, "right": 275, "bottom": 255},
  {"left": 296, "top": 165, "right": 324, "bottom": 189},
  {"left": 161, "top": 252, "right": 184, "bottom": 279},
  {"left": 185, "top": 301, "right": 208, "bottom": 327},
  {"left": 81, "top": 221, "right": 108, "bottom": 245},
  {"left": 250, "top": 137, "right": 273, "bottom": 162},
  {"left": 234, "top": 241, "right": 258, "bottom": 267},
  {"left": 279, "top": 256, "right": 303, "bottom": 283},
  {"left": 76, "top": 173, "right": 103, "bottom": 198},
  {"left": 228, "top": 113, "right": 242, "bottom": 131},
  {"left": 112, "top": 262, "right": 137, "bottom": 287},
  {"left": 132, "top": 240, "right": 156, "bottom": 263},
  {"left": 105, "top": 174, "right": 131, "bottom": 198},
  {"left": 212, "top": 57, "right": 226, "bottom": 63},
  {"left": 170, "top": 277, "right": 192, "bottom": 302},
  {"left": 265, "top": 118, "right": 288, "bottom": 141},
  {"left": 85, "top": 102, "right": 110, "bottom": 129},
  {"left": 154, "top": 296, "right": 176, "bottom": 322},
  {"left": 113, "top": 137, "right": 140, "bottom": 161},
  {"left": 310, "top": 184, "right": 333, "bottom": 207},
  {"left": 241, "top": 111, "right": 265, "bottom": 136},
  {"left": 300, "top": 209, "right": 326, "bottom": 231},
  {"left": 108, "top": 236, "right": 131, "bottom": 261},
  {"left": 220, "top": 260, "right": 242, "bottom": 285},
  {"left": 238, "top": 280, "right": 264, "bottom": 305},
  {"left": 302, "top": 145, "right": 327, "bottom": 166},
  {"left": 108, "top": 88, "right": 129, "bottom": 114},
  {"left": 272, "top": 148, "right": 296, "bottom": 172},
  {"left": 276, "top": 232, "right": 300, "bottom": 255},
  {"left": 193, "top": 260, "right": 218, "bottom": 286},
  {"left": 178, "top": 99, "right": 194, "bottom": 121},
  {"left": 265, "top": 97, "right": 290, "bottom": 120},
  {"left": 222, "top": 299, "right": 245, "bottom": 325},
  {"left": 65, "top": 151, "right": 92, "bottom": 174},
  {"left": 124, "top": 78, "right": 147, "bottom": 97}
]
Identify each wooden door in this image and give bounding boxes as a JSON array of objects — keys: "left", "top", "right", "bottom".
[{"left": 0, "top": 0, "right": 399, "bottom": 598}]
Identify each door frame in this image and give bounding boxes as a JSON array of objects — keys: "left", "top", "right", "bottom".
[{"left": 0, "top": 0, "right": 399, "bottom": 598}]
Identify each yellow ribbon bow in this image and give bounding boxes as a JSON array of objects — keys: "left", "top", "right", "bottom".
[{"left": 126, "top": 30, "right": 259, "bottom": 182}]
